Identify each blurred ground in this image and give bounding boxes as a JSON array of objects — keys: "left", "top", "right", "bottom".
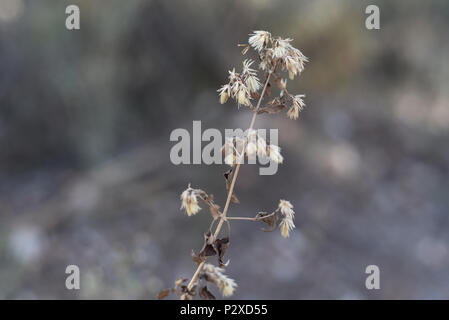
[{"left": 1, "top": 0, "right": 449, "bottom": 299}]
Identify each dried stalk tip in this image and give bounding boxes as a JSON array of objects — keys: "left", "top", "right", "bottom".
[{"left": 267, "top": 144, "right": 284, "bottom": 164}]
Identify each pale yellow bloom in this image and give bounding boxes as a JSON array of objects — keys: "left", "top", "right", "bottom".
[
  {"left": 279, "top": 199, "right": 295, "bottom": 219},
  {"left": 279, "top": 218, "right": 295, "bottom": 238},
  {"left": 203, "top": 263, "right": 237, "bottom": 297},
  {"left": 217, "top": 85, "right": 230, "bottom": 104},
  {"left": 221, "top": 278, "right": 237, "bottom": 297},
  {"left": 248, "top": 30, "right": 271, "bottom": 52},
  {"left": 278, "top": 199, "right": 295, "bottom": 238},
  {"left": 180, "top": 186, "right": 201, "bottom": 216},
  {"left": 287, "top": 94, "right": 305, "bottom": 120},
  {"left": 246, "top": 75, "right": 261, "bottom": 93},
  {"left": 237, "top": 88, "right": 250, "bottom": 106},
  {"left": 268, "top": 144, "right": 283, "bottom": 164},
  {"left": 287, "top": 105, "right": 299, "bottom": 120}
]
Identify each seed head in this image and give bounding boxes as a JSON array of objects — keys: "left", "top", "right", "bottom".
[
  {"left": 217, "top": 85, "right": 230, "bottom": 104},
  {"left": 268, "top": 144, "right": 284, "bottom": 164},
  {"left": 180, "top": 185, "right": 201, "bottom": 216},
  {"left": 279, "top": 217, "right": 295, "bottom": 238},
  {"left": 278, "top": 199, "right": 295, "bottom": 238},
  {"left": 203, "top": 263, "right": 237, "bottom": 297},
  {"left": 248, "top": 30, "right": 271, "bottom": 52}
]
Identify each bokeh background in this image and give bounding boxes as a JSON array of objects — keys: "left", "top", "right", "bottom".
[{"left": 1, "top": 0, "right": 449, "bottom": 299}]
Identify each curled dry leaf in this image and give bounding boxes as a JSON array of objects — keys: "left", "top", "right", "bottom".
[
  {"left": 224, "top": 168, "right": 240, "bottom": 204},
  {"left": 199, "top": 286, "right": 216, "bottom": 300},
  {"left": 274, "top": 77, "right": 282, "bottom": 89},
  {"left": 198, "top": 193, "right": 222, "bottom": 220},
  {"left": 181, "top": 284, "right": 197, "bottom": 298},
  {"left": 257, "top": 102, "right": 286, "bottom": 115},
  {"left": 255, "top": 211, "right": 279, "bottom": 232},
  {"left": 250, "top": 91, "right": 260, "bottom": 100},
  {"left": 207, "top": 197, "right": 221, "bottom": 220},
  {"left": 214, "top": 237, "right": 230, "bottom": 268},
  {"left": 175, "top": 277, "right": 188, "bottom": 288},
  {"left": 191, "top": 249, "right": 205, "bottom": 265},
  {"left": 157, "top": 288, "right": 172, "bottom": 300},
  {"left": 265, "top": 82, "right": 271, "bottom": 97},
  {"left": 158, "top": 277, "right": 189, "bottom": 299},
  {"left": 199, "top": 231, "right": 217, "bottom": 257}
]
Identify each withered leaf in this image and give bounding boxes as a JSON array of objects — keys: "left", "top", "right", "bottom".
[
  {"left": 214, "top": 237, "right": 230, "bottom": 268},
  {"left": 191, "top": 249, "right": 204, "bottom": 265},
  {"left": 255, "top": 212, "right": 278, "bottom": 232},
  {"left": 199, "top": 286, "right": 216, "bottom": 300},
  {"left": 199, "top": 231, "right": 217, "bottom": 257},
  {"left": 250, "top": 91, "right": 260, "bottom": 100},
  {"left": 223, "top": 169, "right": 240, "bottom": 204},
  {"left": 205, "top": 231, "right": 214, "bottom": 245},
  {"left": 257, "top": 104, "right": 286, "bottom": 115},
  {"left": 157, "top": 288, "right": 172, "bottom": 299},
  {"left": 208, "top": 202, "right": 221, "bottom": 220},
  {"left": 175, "top": 277, "right": 188, "bottom": 289},
  {"left": 181, "top": 285, "right": 197, "bottom": 297},
  {"left": 200, "top": 244, "right": 217, "bottom": 257},
  {"left": 265, "top": 82, "right": 271, "bottom": 97},
  {"left": 274, "top": 77, "right": 282, "bottom": 89}
]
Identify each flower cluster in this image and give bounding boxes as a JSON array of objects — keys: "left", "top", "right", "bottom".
[
  {"left": 219, "top": 30, "right": 308, "bottom": 121},
  {"left": 249, "top": 31, "right": 308, "bottom": 80},
  {"left": 221, "top": 129, "right": 283, "bottom": 166},
  {"left": 201, "top": 263, "right": 237, "bottom": 297},
  {"left": 217, "top": 59, "right": 260, "bottom": 107},
  {"left": 278, "top": 200, "right": 296, "bottom": 238}
]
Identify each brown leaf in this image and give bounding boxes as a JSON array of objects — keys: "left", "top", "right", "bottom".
[
  {"left": 250, "top": 91, "right": 260, "bottom": 100},
  {"left": 157, "top": 289, "right": 171, "bottom": 299},
  {"left": 274, "top": 77, "right": 282, "bottom": 89},
  {"left": 265, "top": 82, "right": 271, "bottom": 97},
  {"left": 255, "top": 212, "right": 278, "bottom": 232},
  {"left": 199, "top": 231, "right": 217, "bottom": 257},
  {"left": 207, "top": 198, "right": 221, "bottom": 220},
  {"left": 181, "top": 285, "right": 197, "bottom": 297},
  {"left": 224, "top": 168, "right": 232, "bottom": 188},
  {"left": 175, "top": 277, "right": 188, "bottom": 289},
  {"left": 214, "top": 237, "right": 230, "bottom": 268},
  {"left": 191, "top": 249, "right": 204, "bottom": 265},
  {"left": 205, "top": 231, "right": 214, "bottom": 245},
  {"left": 223, "top": 169, "right": 240, "bottom": 204},
  {"left": 200, "top": 244, "right": 217, "bottom": 257},
  {"left": 257, "top": 104, "right": 286, "bottom": 115},
  {"left": 199, "top": 286, "right": 216, "bottom": 300}
]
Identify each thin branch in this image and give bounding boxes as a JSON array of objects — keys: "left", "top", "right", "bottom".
[
  {"left": 226, "top": 216, "right": 257, "bottom": 221},
  {"left": 226, "top": 210, "right": 278, "bottom": 222}
]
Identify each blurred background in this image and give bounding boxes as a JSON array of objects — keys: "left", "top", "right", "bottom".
[{"left": 1, "top": 0, "right": 448, "bottom": 299}]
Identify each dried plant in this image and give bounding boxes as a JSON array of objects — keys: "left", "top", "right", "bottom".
[{"left": 159, "top": 30, "right": 308, "bottom": 300}]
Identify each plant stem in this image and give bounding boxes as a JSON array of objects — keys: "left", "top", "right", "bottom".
[
  {"left": 186, "top": 68, "right": 274, "bottom": 291},
  {"left": 226, "top": 216, "right": 256, "bottom": 221}
]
